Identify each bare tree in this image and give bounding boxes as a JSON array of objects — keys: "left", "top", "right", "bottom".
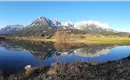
[{"left": 54, "top": 31, "right": 70, "bottom": 43}]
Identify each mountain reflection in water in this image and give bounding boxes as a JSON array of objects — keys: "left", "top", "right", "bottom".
[
  {"left": 0, "top": 40, "right": 130, "bottom": 76},
  {"left": 73, "top": 45, "right": 113, "bottom": 58}
]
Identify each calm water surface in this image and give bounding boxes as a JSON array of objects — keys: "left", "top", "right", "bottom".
[{"left": 0, "top": 40, "right": 130, "bottom": 76}]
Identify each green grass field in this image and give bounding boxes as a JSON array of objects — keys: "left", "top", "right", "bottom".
[{"left": 82, "top": 38, "right": 130, "bottom": 44}]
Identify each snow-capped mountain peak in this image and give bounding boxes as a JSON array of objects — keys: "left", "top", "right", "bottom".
[
  {"left": 37, "top": 17, "right": 49, "bottom": 22},
  {"left": 30, "top": 16, "right": 61, "bottom": 27},
  {"left": 29, "top": 17, "right": 113, "bottom": 32}
]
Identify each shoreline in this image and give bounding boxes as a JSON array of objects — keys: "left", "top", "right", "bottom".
[
  {"left": 7, "top": 37, "right": 130, "bottom": 45},
  {"left": 1, "top": 55, "right": 130, "bottom": 80}
]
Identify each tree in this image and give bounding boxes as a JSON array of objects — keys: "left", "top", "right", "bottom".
[
  {"left": 54, "top": 31, "right": 70, "bottom": 43},
  {"left": 41, "top": 34, "right": 45, "bottom": 37}
]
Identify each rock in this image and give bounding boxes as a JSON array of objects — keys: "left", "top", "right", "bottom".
[{"left": 25, "top": 65, "right": 32, "bottom": 70}]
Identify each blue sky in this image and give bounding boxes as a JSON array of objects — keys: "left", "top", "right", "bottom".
[{"left": 0, "top": 1, "right": 130, "bottom": 32}]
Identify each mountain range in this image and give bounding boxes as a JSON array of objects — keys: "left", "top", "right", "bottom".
[
  {"left": 0, "top": 25, "right": 24, "bottom": 34},
  {"left": 0, "top": 16, "right": 127, "bottom": 36}
]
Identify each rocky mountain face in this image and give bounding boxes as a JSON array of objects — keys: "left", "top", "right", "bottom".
[
  {"left": 29, "top": 17, "right": 75, "bottom": 30},
  {"left": 0, "top": 25, "right": 24, "bottom": 34},
  {"left": 30, "top": 17, "right": 61, "bottom": 28}
]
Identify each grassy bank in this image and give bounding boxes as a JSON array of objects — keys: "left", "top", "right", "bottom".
[
  {"left": 8, "top": 37, "right": 130, "bottom": 44},
  {"left": 1, "top": 56, "right": 130, "bottom": 80},
  {"left": 80, "top": 37, "right": 130, "bottom": 44},
  {"left": 8, "top": 37, "right": 55, "bottom": 42}
]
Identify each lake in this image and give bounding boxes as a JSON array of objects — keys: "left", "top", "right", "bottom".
[{"left": 0, "top": 40, "right": 130, "bottom": 76}]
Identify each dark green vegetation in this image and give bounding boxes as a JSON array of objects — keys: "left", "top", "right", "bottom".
[
  {"left": 0, "top": 56, "right": 130, "bottom": 80},
  {"left": 9, "top": 26, "right": 130, "bottom": 38},
  {"left": 0, "top": 36, "right": 6, "bottom": 41},
  {"left": 10, "top": 25, "right": 55, "bottom": 37}
]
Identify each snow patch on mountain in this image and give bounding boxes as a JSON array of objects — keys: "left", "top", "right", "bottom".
[
  {"left": 0, "top": 24, "right": 24, "bottom": 34},
  {"left": 61, "top": 21, "right": 73, "bottom": 26},
  {"left": 74, "top": 21, "right": 110, "bottom": 30},
  {"left": 61, "top": 21, "right": 75, "bottom": 29},
  {"left": 0, "top": 25, "right": 24, "bottom": 31}
]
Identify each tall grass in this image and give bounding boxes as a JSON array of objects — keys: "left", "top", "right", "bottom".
[{"left": 83, "top": 37, "right": 130, "bottom": 44}]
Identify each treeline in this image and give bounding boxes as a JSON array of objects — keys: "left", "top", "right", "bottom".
[
  {"left": 5, "top": 24, "right": 130, "bottom": 40},
  {"left": 54, "top": 30, "right": 86, "bottom": 43}
]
